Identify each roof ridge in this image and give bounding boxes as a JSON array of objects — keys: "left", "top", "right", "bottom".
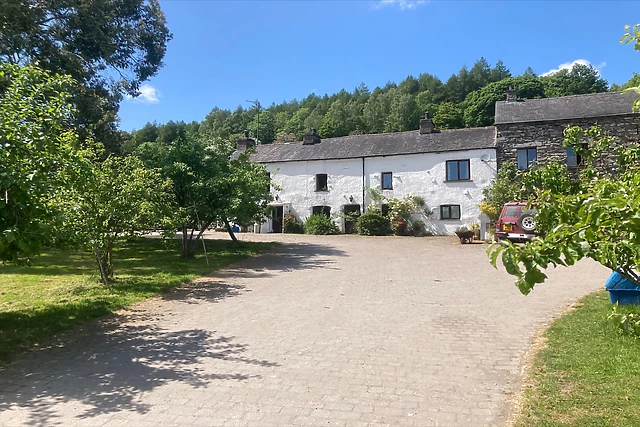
[{"left": 497, "top": 91, "right": 631, "bottom": 104}]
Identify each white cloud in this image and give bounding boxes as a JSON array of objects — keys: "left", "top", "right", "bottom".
[
  {"left": 541, "top": 59, "right": 606, "bottom": 77},
  {"left": 126, "top": 83, "right": 160, "bottom": 104},
  {"left": 373, "top": 0, "right": 428, "bottom": 10}
]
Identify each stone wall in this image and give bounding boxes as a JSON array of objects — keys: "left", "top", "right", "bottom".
[{"left": 496, "top": 114, "right": 640, "bottom": 173}]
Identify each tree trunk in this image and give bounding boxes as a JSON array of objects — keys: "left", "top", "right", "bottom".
[
  {"left": 224, "top": 218, "right": 238, "bottom": 243},
  {"left": 181, "top": 225, "right": 196, "bottom": 258}
]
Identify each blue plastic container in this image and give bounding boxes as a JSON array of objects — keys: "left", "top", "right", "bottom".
[
  {"left": 605, "top": 271, "right": 640, "bottom": 305},
  {"left": 231, "top": 225, "right": 240, "bottom": 233}
]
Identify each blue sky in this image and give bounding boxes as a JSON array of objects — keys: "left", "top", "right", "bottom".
[{"left": 118, "top": 0, "right": 640, "bottom": 131}]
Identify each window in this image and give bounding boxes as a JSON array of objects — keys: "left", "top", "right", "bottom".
[
  {"left": 567, "top": 144, "right": 586, "bottom": 168},
  {"left": 381, "top": 172, "right": 393, "bottom": 190},
  {"left": 315, "top": 174, "right": 328, "bottom": 191},
  {"left": 265, "top": 172, "right": 271, "bottom": 192},
  {"left": 312, "top": 205, "right": 331, "bottom": 217},
  {"left": 517, "top": 148, "right": 537, "bottom": 170},
  {"left": 440, "top": 205, "right": 461, "bottom": 220},
  {"left": 446, "top": 159, "right": 470, "bottom": 181}
]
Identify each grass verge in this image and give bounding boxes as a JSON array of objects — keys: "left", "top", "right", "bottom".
[
  {"left": 0, "top": 238, "right": 275, "bottom": 362},
  {"left": 515, "top": 290, "right": 640, "bottom": 426}
]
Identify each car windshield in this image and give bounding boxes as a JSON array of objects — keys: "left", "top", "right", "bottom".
[{"left": 504, "top": 206, "right": 519, "bottom": 218}]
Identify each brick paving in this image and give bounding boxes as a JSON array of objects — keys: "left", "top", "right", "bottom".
[{"left": 0, "top": 234, "right": 609, "bottom": 426}]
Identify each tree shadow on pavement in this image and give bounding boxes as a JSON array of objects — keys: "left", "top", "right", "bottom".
[{"left": 0, "top": 311, "right": 279, "bottom": 425}]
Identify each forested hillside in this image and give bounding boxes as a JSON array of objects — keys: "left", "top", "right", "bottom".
[{"left": 124, "top": 58, "right": 621, "bottom": 152}]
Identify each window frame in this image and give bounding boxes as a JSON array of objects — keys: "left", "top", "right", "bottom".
[
  {"left": 566, "top": 144, "right": 587, "bottom": 168},
  {"left": 517, "top": 147, "right": 538, "bottom": 170},
  {"left": 445, "top": 159, "right": 471, "bottom": 182},
  {"left": 312, "top": 205, "right": 331, "bottom": 217},
  {"left": 381, "top": 172, "right": 393, "bottom": 190},
  {"left": 440, "top": 204, "right": 461, "bottom": 220},
  {"left": 315, "top": 173, "right": 328, "bottom": 192}
]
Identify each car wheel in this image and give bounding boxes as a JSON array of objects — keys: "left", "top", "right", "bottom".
[{"left": 518, "top": 210, "right": 536, "bottom": 232}]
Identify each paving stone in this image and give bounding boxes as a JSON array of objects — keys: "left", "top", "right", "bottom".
[{"left": 0, "top": 233, "right": 609, "bottom": 426}]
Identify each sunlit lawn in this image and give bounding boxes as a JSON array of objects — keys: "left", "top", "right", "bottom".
[
  {"left": 0, "top": 238, "right": 275, "bottom": 362},
  {"left": 516, "top": 291, "right": 640, "bottom": 426}
]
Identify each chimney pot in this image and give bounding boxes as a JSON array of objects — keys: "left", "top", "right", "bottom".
[
  {"left": 303, "top": 128, "right": 321, "bottom": 145},
  {"left": 506, "top": 86, "right": 517, "bottom": 102},
  {"left": 236, "top": 131, "right": 255, "bottom": 152}
]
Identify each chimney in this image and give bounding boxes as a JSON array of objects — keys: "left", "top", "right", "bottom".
[
  {"left": 506, "top": 86, "right": 517, "bottom": 102},
  {"left": 302, "top": 128, "right": 321, "bottom": 145},
  {"left": 236, "top": 130, "right": 256, "bottom": 152},
  {"left": 419, "top": 111, "right": 435, "bottom": 134}
]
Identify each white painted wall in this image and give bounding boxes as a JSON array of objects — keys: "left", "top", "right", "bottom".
[{"left": 262, "top": 148, "right": 497, "bottom": 235}]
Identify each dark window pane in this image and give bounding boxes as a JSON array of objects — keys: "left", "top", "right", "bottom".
[
  {"left": 447, "top": 161, "right": 458, "bottom": 180},
  {"left": 382, "top": 172, "right": 393, "bottom": 189},
  {"left": 567, "top": 146, "right": 577, "bottom": 167},
  {"left": 316, "top": 174, "right": 328, "bottom": 191},
  {"left": 528, "top": 148, "right": 537, "bottom": 168},
  {"left": 504, "top": 206, "right": 519, "bottom": 218},
  {"left": 451, "top": 205, "right": 460, "bottom": 219},
  {"left": 517, "top": 149, "right": 528, "bottom": 170},
  {"left": 459, "top": 161, "right": 470, "bottom": 180},
  {"left": 441, "top": 206, "right": 450, "bottom": 219}
]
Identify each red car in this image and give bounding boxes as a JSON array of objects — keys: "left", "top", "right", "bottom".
[{"left": 495, "top": 202, "right": 538, "bottom": 242}]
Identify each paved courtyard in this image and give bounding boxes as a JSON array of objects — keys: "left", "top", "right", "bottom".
[{"left": 0, "top": 233, "right": 609, "bottom": 426}]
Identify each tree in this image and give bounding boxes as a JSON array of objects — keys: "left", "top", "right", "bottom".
[
  {"left": 248, "top": 110, "right": 277, "bottom": 144},
  {"left": 433, "top": 102, "right": 464, "bottom": 130},
  {"left": 136, "top": 134, "right": 229, "bottom": 258},
  {"left": 463, "top": 76, "right": 545, "bottom": 127},
  {"left": 488, "top": 126, "right": 640, "bottom": 294},
  {"left": 0, "top": 0, "right": 172, "bottom": 153},
  {"left": 541, "top": 63, "right": 608, "bottom": 98},
  {"left": 58, "top": 156, "right": 175, "bottom": 284},
  {"left": 0, "top": 64, "right": 91, "bottom": 262},
  {"left": 218, "top": 149, "right": 273, "bottom": 242}
]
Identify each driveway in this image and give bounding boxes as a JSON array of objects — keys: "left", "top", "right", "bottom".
[{"left": 0, "top": 234, "right": 609, "bottom": 426}]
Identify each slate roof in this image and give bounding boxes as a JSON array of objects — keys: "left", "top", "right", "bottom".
[
  {"left": 238, "top": 127, "right": 497, "bottom": 163},
  {"left": 495, "top": 91, "right": 638, "bottom": 124}
]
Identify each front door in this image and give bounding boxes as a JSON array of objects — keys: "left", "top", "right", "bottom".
[
  {"left": 271, "top": 206, "right": 284, "bottom": 233},
  {"left": 343, "top": 204, "right": 361, "bottom": 234}
]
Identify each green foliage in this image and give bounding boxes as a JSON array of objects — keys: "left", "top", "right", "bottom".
[
  {"left": 283, "top": 214, "right": 304, "bottom": 234},
  {"left": 463, "top": 76, "right": 545, "bottom": 127},
  {"left": 0, "top": 238, "right": 275, "bottom": 361},
  {"left": 356, "top": 211, "right": 391, "bottom": 236},
  {"left": 0, "top": 0, "right": 172, "bottom": 153},
  {"left": 488, "top": 124, "right": 640, "bottom": 295},
  {"left": 540, "top": 63, "right": 608, "bottom": 98},
  {"left": 433, "top": 102, "right": 464, "bottom": 129},
  {"left": 481, "top": 162, "right": 522, "bottom": 218},
  {"left": 304, "top": 214, "right": 339, "bottom": 235},
  {"left": 57, "top": 156, "right": 176, "bottom": 284},
  {"left": 608, "top": 304, "right": 640, "bottom": 336},
  {"left": 0, "top": 64, "right": 91, "bottom": 263},
  {"left": 621, "top": 23, "right": 640, "bottom": 50}
]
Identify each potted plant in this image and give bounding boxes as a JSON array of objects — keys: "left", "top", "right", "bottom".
[{"left": 469, "top": 222, "right": 480, "bottom": 240}]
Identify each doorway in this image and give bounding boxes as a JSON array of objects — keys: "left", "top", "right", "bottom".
[
  {"left": 271, "top": 206, "right": 284, "bottom": 233},
  {"left": 343, "top": 204, "right": 361, "bottom": 234}
]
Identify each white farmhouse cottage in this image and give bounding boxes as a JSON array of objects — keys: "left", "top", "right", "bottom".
[{"left": 236, "top": 114, "right": 498, "bottom": 235}]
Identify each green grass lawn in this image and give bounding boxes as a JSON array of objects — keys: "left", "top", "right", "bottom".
[
  {"left": 515, "top": 290, "right": 640, "bottom": 426},
  {"left": 0, "top": 238, "right": 275, "bottom": 362}
]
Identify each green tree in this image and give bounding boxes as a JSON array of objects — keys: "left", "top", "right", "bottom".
[
  {"left": 488, "top": 125, "right": 640, "bottom": 294},
  {"left": 247, "top": 110, "right": 277, "bottom": 144},
  {"left": 0, "top": 0, "right": 172, "bottom": 154},
  {"left": 433, "top": 102, "right": 464, "bottom": 129},
  {"left": 541, "top": 64, "right": 608, "bottom": 98},
  {"left": 59, "top": 156, "right": 175, "bottom": 284},
  {"left": 282, "top": 107, "right": 311, "bottom": 140},
  {"left": 0, "top": 64, "right": 90, "bottom": 262},
  {"left": 463, "top": 76, "right": 545, "bottom": 127}
]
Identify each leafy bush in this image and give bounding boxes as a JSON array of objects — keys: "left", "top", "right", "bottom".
[
  {"left": 357, "top": 211, "right": 391, "bottom": 236},
  {"left": 283, "top": 213, "right": 304, "bottom": 234},
  {"left": 304, "top": 214, "right": 339, "bottom": 235}
]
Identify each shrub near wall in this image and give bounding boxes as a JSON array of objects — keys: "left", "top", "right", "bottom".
[
  {"left": 283, "top": 213, "right": 304, "bottom": 234},
  {"left": 356, "top": 211, "right": 391, "bottom": 236},
  {"left": 304, "top": 214, "right": 340, "bottom": 235}
]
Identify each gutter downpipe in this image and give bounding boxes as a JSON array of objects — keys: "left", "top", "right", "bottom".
[{"left": 362, "top": 157, "right": 366, "bottom": 213}]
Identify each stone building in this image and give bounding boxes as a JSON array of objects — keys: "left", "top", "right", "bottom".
[
  {"left": 494, "top": 90, "right": 639, "bottom": 172},
  {"left": 236, "top": 115, "right": 497, "bottom": 234},
  {"left": 235, "top": 90, "right": 638, "bottom": 234}
]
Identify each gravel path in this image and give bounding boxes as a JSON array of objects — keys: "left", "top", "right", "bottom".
[{"left": 0, "top": 233, "right": 609, "bottom": 426}]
